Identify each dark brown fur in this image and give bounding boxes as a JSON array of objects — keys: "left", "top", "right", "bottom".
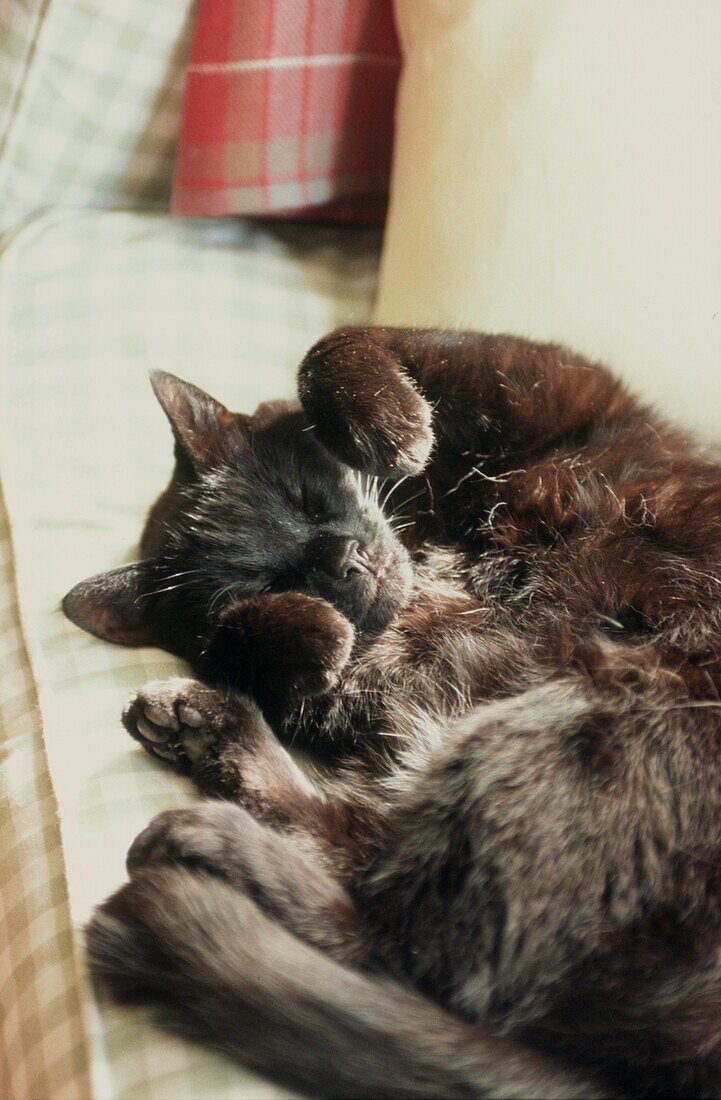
[{"left": 71, "top": 328, "right": 721, "bottom": 1097}]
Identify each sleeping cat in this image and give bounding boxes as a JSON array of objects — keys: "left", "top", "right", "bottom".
[{"left": 64, "top": 327, "right": 721, "bottom": 1098}]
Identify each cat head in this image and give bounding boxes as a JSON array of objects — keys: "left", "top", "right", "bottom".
[{"left": 62, "top": 372, "right": 413, "bottom": 662}]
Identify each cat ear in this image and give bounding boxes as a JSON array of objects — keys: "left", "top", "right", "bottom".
[
  {"left": 150, "top": 371, "right": 249, "bottom": 471},
  {"left": 62, "top": 562, "right": 157, "bottom": 646},
  {"left": 251, "top": 399, "right": 297, "bottom": 429}
]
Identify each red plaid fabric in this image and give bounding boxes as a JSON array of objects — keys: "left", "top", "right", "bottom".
[{"left": 171, "top": 0, "right": 401, "bottom": 220}]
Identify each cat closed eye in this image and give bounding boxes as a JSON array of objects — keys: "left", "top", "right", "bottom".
[{"left": 301, "top": 486, "right": 334, "bottom": 523}]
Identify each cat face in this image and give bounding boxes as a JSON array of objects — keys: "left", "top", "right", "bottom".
[{"left": 63, "top": 373, "right": 413, "bottom": 661}]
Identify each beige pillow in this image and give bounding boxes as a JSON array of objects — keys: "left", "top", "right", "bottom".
[{"left": 374, "top": 0, "right": 721, "bottom": 438}]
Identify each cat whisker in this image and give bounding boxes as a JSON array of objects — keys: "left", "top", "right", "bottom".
[
  {"left": 354, "top": 471, "right": 382, "bottom": 510},
  {"left": 156, "top": 568, "right": 204, "bottom": 582},
  {"left": 135, "top": 576, "right": 205, "bottom": 601},
  {"left": 381, "top": 475, "right": 411, "bottom": 510},
  {"left": 389, "top": 488, "right": 427, "bottom": 515},
  {"left": 361, "top": 473, "right": 381, "bottom": 508},
  {"left": 208, "top": 582, "right": 243, "bottom": 615}
]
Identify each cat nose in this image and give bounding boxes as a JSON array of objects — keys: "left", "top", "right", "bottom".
[
  {"left": 341, "top": 539, "right": 370, "bottom": 579},
  {"left": 309, "top": 535, "right": 370, "bottom": 580}
]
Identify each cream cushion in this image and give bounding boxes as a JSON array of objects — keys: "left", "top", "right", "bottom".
[
  {"left": 374, "top": 0, "right": 721, "bottom": 438},
  {"left": 0, "top": 209, "right": 379, "bottom": 1098}
]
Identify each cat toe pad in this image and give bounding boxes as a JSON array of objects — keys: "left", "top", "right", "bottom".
[{"left": 122, "top": 677, "right": 221, "bottom": 772}]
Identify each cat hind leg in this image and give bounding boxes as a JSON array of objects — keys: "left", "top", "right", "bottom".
[
  {"left": 87, "top": 865, "right": 608, "bottom": 1099},
  {"left": 125, "top": 800, "right": 365, "bottom": 962}
]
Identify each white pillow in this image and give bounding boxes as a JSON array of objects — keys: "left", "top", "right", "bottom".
[{"left": 374, "top": 0, "right": 721, "bottom": 438}]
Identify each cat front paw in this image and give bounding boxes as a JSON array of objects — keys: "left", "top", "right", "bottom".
[
  {"left": 122, "top": 677, "right": 260, "bottom": 774},
  {"left": 206, "top": 593, "right": 355, "bottom": 703},
  {"left": 298, "top": 328, "right": 434, "bottom": 477}
]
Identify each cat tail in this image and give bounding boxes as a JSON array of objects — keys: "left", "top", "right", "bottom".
[{"left": 86, "top": 867, "right": 608, "bottom": 1100}]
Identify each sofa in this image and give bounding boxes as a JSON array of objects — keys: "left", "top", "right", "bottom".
[{"left": 1, "top": 2, "right": 719, "bottom": 1097}]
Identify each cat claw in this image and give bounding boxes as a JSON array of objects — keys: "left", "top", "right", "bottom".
[{"left": 122, "top": 677, "right": 218, "bottom": 770}]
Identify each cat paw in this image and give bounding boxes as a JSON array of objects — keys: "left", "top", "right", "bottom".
[
  {"left": 122, "top": 677, "right": 257, "bottom": 773},
  {"left": 85, "top": 866, "right": 281, "bottom": 1019},
  {"left": 126, "top": 802, "right": 247, "bottom": 877},
  {"left": 298, "top": 328, "right": 435, "bottom": 477},
  {"left": 207, "top": 593, "right": 355, "bottom": 702}
]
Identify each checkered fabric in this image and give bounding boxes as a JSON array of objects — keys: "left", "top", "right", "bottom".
[
  {"left": 0, "top": 0, "right": 195, "bottom": 238},
  {"left": 172, "top": 0, "right": 400, "bottom": 219},
  {"left": 0, "top": 489, "right": 93, "bottom": 1100},
  {"left": 0, "top": 206, "right": 380, "bottom": 1098},
  {"left": 0, "top": 0, "right": 44, "bottom": 151}
]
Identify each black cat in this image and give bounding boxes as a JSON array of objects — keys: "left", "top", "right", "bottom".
[{"left": 66, "top": 328, "right": 721, "bottom": 1097}]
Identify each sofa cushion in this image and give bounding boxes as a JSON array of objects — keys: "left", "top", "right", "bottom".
[
  {"left": 0, "top": 208, "right": 380, "bottom": 1098},
  {"left": 374, "top": 0, "right": 721, "bottom": 439},
  {"left": 0, "top": 0, "right": 194, "bottom": 237}
]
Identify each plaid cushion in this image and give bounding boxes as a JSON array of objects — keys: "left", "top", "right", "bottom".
[
  {"left": 0, "top": 0, "right": 44, "bottom": 152},
  {"left": 172, "top": 0, "right": 400, "bottom": 219},
  {"left": 0, "top": 488, "right": 92, "bottom": 1100},
  {"left": 0, "top": 0, "right": 194, "bottom": 237}
]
